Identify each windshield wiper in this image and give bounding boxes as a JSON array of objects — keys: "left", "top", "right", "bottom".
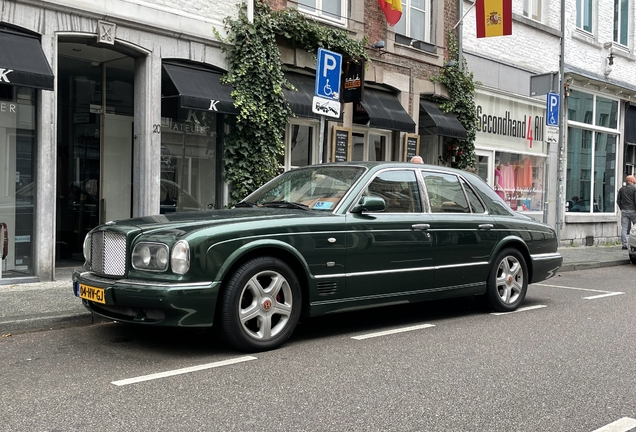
[
  {"left": 234, "top": 201, "right": 257, "bottom": 208},
  {"left": 261, "top": 201, "right": 310, "bottom": 210}
]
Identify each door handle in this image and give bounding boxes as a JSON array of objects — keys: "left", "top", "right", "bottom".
[
  {"left": 412, "top": 224, "right": 431, "bottom": 230},
  {"left": 478, "top": 224, "right": 494, "bottom": 230}
]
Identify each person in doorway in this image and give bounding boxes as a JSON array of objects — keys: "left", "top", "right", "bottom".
[
  {"left": 617, "top": 175, "right": 636, "bottom": 250},
  {"left": 410, "top": 155, "right": 423, "bottom": 164}
]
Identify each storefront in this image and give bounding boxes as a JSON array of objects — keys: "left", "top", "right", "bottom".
[
  {"left": 0, "top": 27, "right": 54, "bottom": 279},
  {"left": 472, "top": 88, "right": 548, "bottom": 219}
]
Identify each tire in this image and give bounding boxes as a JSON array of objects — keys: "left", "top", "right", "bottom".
[
  {"left": 218, "top": 256, "right": 301, "bottom": 352},
  {"left": 486, "top": 248, "right": 528, "bottom": 312},
  {"left": 630, "top": 255, "right": 636, "bottom": 265}
]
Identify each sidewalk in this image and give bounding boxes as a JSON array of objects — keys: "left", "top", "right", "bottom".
[{"left": 0, "top": 245, "right": 632, "bottom": 335}]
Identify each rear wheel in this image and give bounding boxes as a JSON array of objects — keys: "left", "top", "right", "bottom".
[
  {"left": 630, "top": 255, "right": 636, "bottom": 265},
  {"left": 218, "top": 256, "right": 301, "bottom": 352},
  {"left": 486, "top": 248, "right": 528, "bottom": 312}
]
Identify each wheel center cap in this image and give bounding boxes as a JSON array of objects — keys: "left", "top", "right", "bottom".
[
  {"left": 507, "top": 275, "right": 513, "bottom": 284},
  {"left": 262, "top": 298, "right": 272, "bottom": 311}
]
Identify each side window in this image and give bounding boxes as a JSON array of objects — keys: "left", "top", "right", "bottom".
[
  {"left": 365, "top": 170, "right": 422, "bottom": 213},
  {"left": 460, "top": 178, "right": 486, "bottom": 213},
  {"left": 422, "top": 171, "right": 470, "bottom": 213}
]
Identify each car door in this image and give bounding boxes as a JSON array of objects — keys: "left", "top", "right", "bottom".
[
  {"left": 420, "top": 170, "right": 499, "bottom": 290},
  {"left": 345, "top": 168, "right": 435, "bottom": 302}
]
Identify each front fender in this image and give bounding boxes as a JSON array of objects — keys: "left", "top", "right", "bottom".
[{"left": 208, "top": 238, "right": 312, "bottom": 282}]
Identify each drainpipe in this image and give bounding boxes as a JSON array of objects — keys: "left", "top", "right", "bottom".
[{"left": 556, "top": 0, "right": 566, "bottom": 240}]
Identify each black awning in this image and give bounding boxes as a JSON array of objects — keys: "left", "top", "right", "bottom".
[
  {"left": 419, "top": 100, "right": 468, "bottom": 140},
  {"left": 162, "top": 63, "right": 238, "bottom": 115},
  {"left": 0, "top": 29, "right": 54, "bottom": 90},
  {"left": 625, "top": 106, "right": 636, "bottom": 144},
  {"left": 358, "top": 89, "right": 416, "bottom": 132},
  {"left": 283, "top": 73, "right": 321, "bottom": 119}
]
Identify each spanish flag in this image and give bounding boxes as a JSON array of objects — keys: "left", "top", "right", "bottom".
[
  {"left": 378, "top": 0, "right": 402, "bottom": 27},
  {"left": 476, "top": 0, "right": 512, "bottom": 38}
]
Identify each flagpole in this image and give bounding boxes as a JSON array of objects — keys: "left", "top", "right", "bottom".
[{"left": 453, "top": 0, "right": 477, "bottom": 30}]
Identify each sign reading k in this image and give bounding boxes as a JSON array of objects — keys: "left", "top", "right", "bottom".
[{"left": 0, "top": 68, "right": 13, "bottom": 83}]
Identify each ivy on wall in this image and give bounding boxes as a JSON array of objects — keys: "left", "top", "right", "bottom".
[
  {"left": 218, "top": 1, "right": 368, "bottom": 204},
  {"left": 430, "top": 32, "right": 479, "bottom": 170}
]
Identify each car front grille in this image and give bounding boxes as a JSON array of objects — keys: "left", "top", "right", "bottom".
[{"left": 90, "top": 230, "right": 127, "bottom": 277}]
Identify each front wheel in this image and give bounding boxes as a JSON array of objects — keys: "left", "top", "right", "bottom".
[
  {"left": 486, "top": 248, "right": 528, "bottom": 312},
  {"left": 218, "top": 256, "right": 302, "bottom": 352}
]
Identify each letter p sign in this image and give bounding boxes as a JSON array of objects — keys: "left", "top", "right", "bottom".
[
  {"left": 546, "top": 92, "right": 560, "bottom": 127},
  {"left": 315, "top": 48, "right": 342, "bottom": 100}
]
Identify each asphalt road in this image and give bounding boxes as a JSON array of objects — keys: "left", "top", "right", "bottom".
[{"left": 2, "top": 266, "right": 636, "bottom": 432}]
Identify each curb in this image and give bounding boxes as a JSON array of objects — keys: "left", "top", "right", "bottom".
[{"left": 558, "top": 259, "right": 631, "bottom": 273}]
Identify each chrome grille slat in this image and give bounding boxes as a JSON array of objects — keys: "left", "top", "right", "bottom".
[{"left": 90, "top": 231, "right": 127, "bottom": 277}]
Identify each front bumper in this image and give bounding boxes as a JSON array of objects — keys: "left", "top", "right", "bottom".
[
  {"left": 72, "top": 269, "right": 221, "bottom": 327},
  {"left": 530, "top": 252, "right": 563, "bottom": 283}
]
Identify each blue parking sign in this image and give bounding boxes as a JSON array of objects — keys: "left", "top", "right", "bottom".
[
  {"left": 315, "top": 48, "right": 342, "bottom": 100},
  {"left": 546, "top": 92, "right": 560, "bottom": 127}
]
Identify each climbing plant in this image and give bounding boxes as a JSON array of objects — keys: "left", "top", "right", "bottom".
[
  {"left": 430, "top": 32, "right": 479, "bottom": 170},
  {"left": 218, "top": 1, "right": 368, "bottom": 204}
]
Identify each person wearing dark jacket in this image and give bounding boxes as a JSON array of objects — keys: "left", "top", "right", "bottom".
[{"left": 617, "top": 175, "right": 636, "bottom": 249}]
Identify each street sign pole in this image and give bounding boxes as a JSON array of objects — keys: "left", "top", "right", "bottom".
[{"left": 318, "top": 115, "right": 325, "bottom": 163}]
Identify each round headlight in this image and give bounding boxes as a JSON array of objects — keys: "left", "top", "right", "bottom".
[
  {"left": 140, "top": 245, "right": 151, "bottom": 265},
  {"left": 171, "top": 240, "right": 190, "bottom": 275},
  {"left": 156, "top": 247, "right": 169, "bottom": 267},
  {"left": 82, "top": 233, "right": 91, "bottom": 263}
]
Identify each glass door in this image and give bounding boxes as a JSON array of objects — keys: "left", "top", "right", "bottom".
[{"left": 56, "top": 45, "right": 134, "bottom": 262}]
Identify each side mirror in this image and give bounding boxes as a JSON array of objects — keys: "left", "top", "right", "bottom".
[{"left": 351, "top": 195, "right": 386, "bottom": 213}]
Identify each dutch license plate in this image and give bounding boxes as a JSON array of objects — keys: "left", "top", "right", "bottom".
[{"left": 78, "top": 283, "right": 106, "bottom": 304}]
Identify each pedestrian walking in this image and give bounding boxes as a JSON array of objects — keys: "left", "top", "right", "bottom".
[{"left": 617, "top": 175, "right": 636, "bottom": 249}]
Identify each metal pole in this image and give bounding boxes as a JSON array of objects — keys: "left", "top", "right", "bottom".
[
  {"left": 318, "top": 115, "right": 325, "bottom": 163},
  {"left": 556, "top": 0, "right": 566, "bottom": 239},
  {"left": 247, "top": 0, "right": 254, "bottom": 23},
  {"left": 458, "top": 0, "right": 463, "bottom": 71}
]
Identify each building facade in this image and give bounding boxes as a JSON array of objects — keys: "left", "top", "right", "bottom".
[{"left": 1, "top": 0, "right": 463, "bottom": 284}]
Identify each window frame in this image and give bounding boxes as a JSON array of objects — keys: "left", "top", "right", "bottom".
[
  {"left": 576, "top": 0, "right": 594, "bottom": 33},
  {"left": 523, "top": 0, "right": 543, "bottom": 22},
  {"left": 297, "top": 0, "right": 347, "bottom": 27},
  {"left": 613, "top": 0, "right": 629, "bottom": 46},
  {"left": 394, "top": 0, "right": 432, "bottom": 43}
]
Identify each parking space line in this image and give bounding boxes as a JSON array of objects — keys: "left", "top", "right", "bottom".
[
  {"left": 583, "top": 292, "right": 624, "bottom": 300},
  {"left": 351, "top": 323, "right": 435, "bottom": 340},
  {"left": 111, "top": 356, "right": 257, "bottom": 386},
  {"left": 534, "top": 283, "right": 624, "bottom": 300},
  {"left": 490, "top": 305, "right": 547, "bottom": 316},
  {"left": 591, "top": 417, "right": 636, "bottom": 432}
]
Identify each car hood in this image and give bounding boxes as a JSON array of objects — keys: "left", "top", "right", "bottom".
[{"left": 106, "top": 207, "right": 335, "bottom": 234}]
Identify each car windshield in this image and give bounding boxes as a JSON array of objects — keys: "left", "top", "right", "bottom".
[{"left": 242, "top": 166, "right": 365, "bottom": 211}]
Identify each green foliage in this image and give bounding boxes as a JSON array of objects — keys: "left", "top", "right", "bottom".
[
  {"left": 430, "top": 32, "right": 479, "bottom": 170},
  {"left": 218, "top": 1, "right": 368, "bottom": 204}
]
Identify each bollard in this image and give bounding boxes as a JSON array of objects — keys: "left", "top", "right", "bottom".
[{"left": 0, "top": 222, "right": 7, "bottom": 279}]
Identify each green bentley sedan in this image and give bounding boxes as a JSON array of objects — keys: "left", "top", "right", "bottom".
[{"left": 73, "top": 162, "right": 562, "bottom": 352}]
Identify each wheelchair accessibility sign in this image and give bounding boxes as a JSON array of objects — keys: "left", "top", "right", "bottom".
[
  {"left": 546, "top": 92, "right": 559, "bottom": 127},
  {"left": 315, "top": 48, "right": 342, "bottom": 101}
]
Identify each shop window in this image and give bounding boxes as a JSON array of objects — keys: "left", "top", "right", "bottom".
[
  {"left": 159, "top": 111, "right": 217, "bottom": 212},
  {"left": 494, "top": 152, "right": 546, "bottom": 212},
  {"left": 298, "top": 0, "right": 347, "bottom": 25},
  {"left": 394, "top": 0, "right": 432, "bottom": 43},
  {"left": 0, "top": 85, "right": 36, "bottom": 276},
  {"left": 351, "top": 131, "right": 392, "bottom": 162},
  {"left": 596, "top": 96, "right": 618, "bottom": 129},
  {"left": 286, "top": 122, "right": 315, "bottom": 170},
  {"left": 568, "top": 90, "right": 594, "bottom": 124}
]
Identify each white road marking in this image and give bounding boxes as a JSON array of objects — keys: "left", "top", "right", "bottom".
[
  {"left": 351, "top": 323, "right": 435, "bottom": 340},
  {"left": 591, "top": 417, "right": 636, "bottom": 432},
  {"left": 111, "top": 356, "right": 257, "bottom": 386},
  {"left": 583, "top": 292, "right": 625, "bottom": 300},
  {"left": 490, "top": 305, "right": 547, "bottom": 316},
  {"left": 534, "top": 283, "right": 624, "bottom": 300}
]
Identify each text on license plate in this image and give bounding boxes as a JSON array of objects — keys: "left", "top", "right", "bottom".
[{"left": 79, "top": 284, "right": 106, "bottom": 304}]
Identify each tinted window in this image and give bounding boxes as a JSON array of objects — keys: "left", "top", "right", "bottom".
[
  {"left": 364, "top": 170, "right": 422, "bottom": 213},
  {"left": 461, "top": 178, "right": 486, "bottom": 213},
  {"left": 421, "top": 172, "right": 469, "bottom": 213}
]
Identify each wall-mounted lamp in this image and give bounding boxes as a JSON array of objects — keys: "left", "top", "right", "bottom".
[
  {"left": 371, "top": 40, "right": 385, "bottom": 49},
  {"left": 608, "top": 53, "right": 615, "bottom": 66},
  {"left": 444, "top": 60, "right": 457, "bottom": 68}
]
